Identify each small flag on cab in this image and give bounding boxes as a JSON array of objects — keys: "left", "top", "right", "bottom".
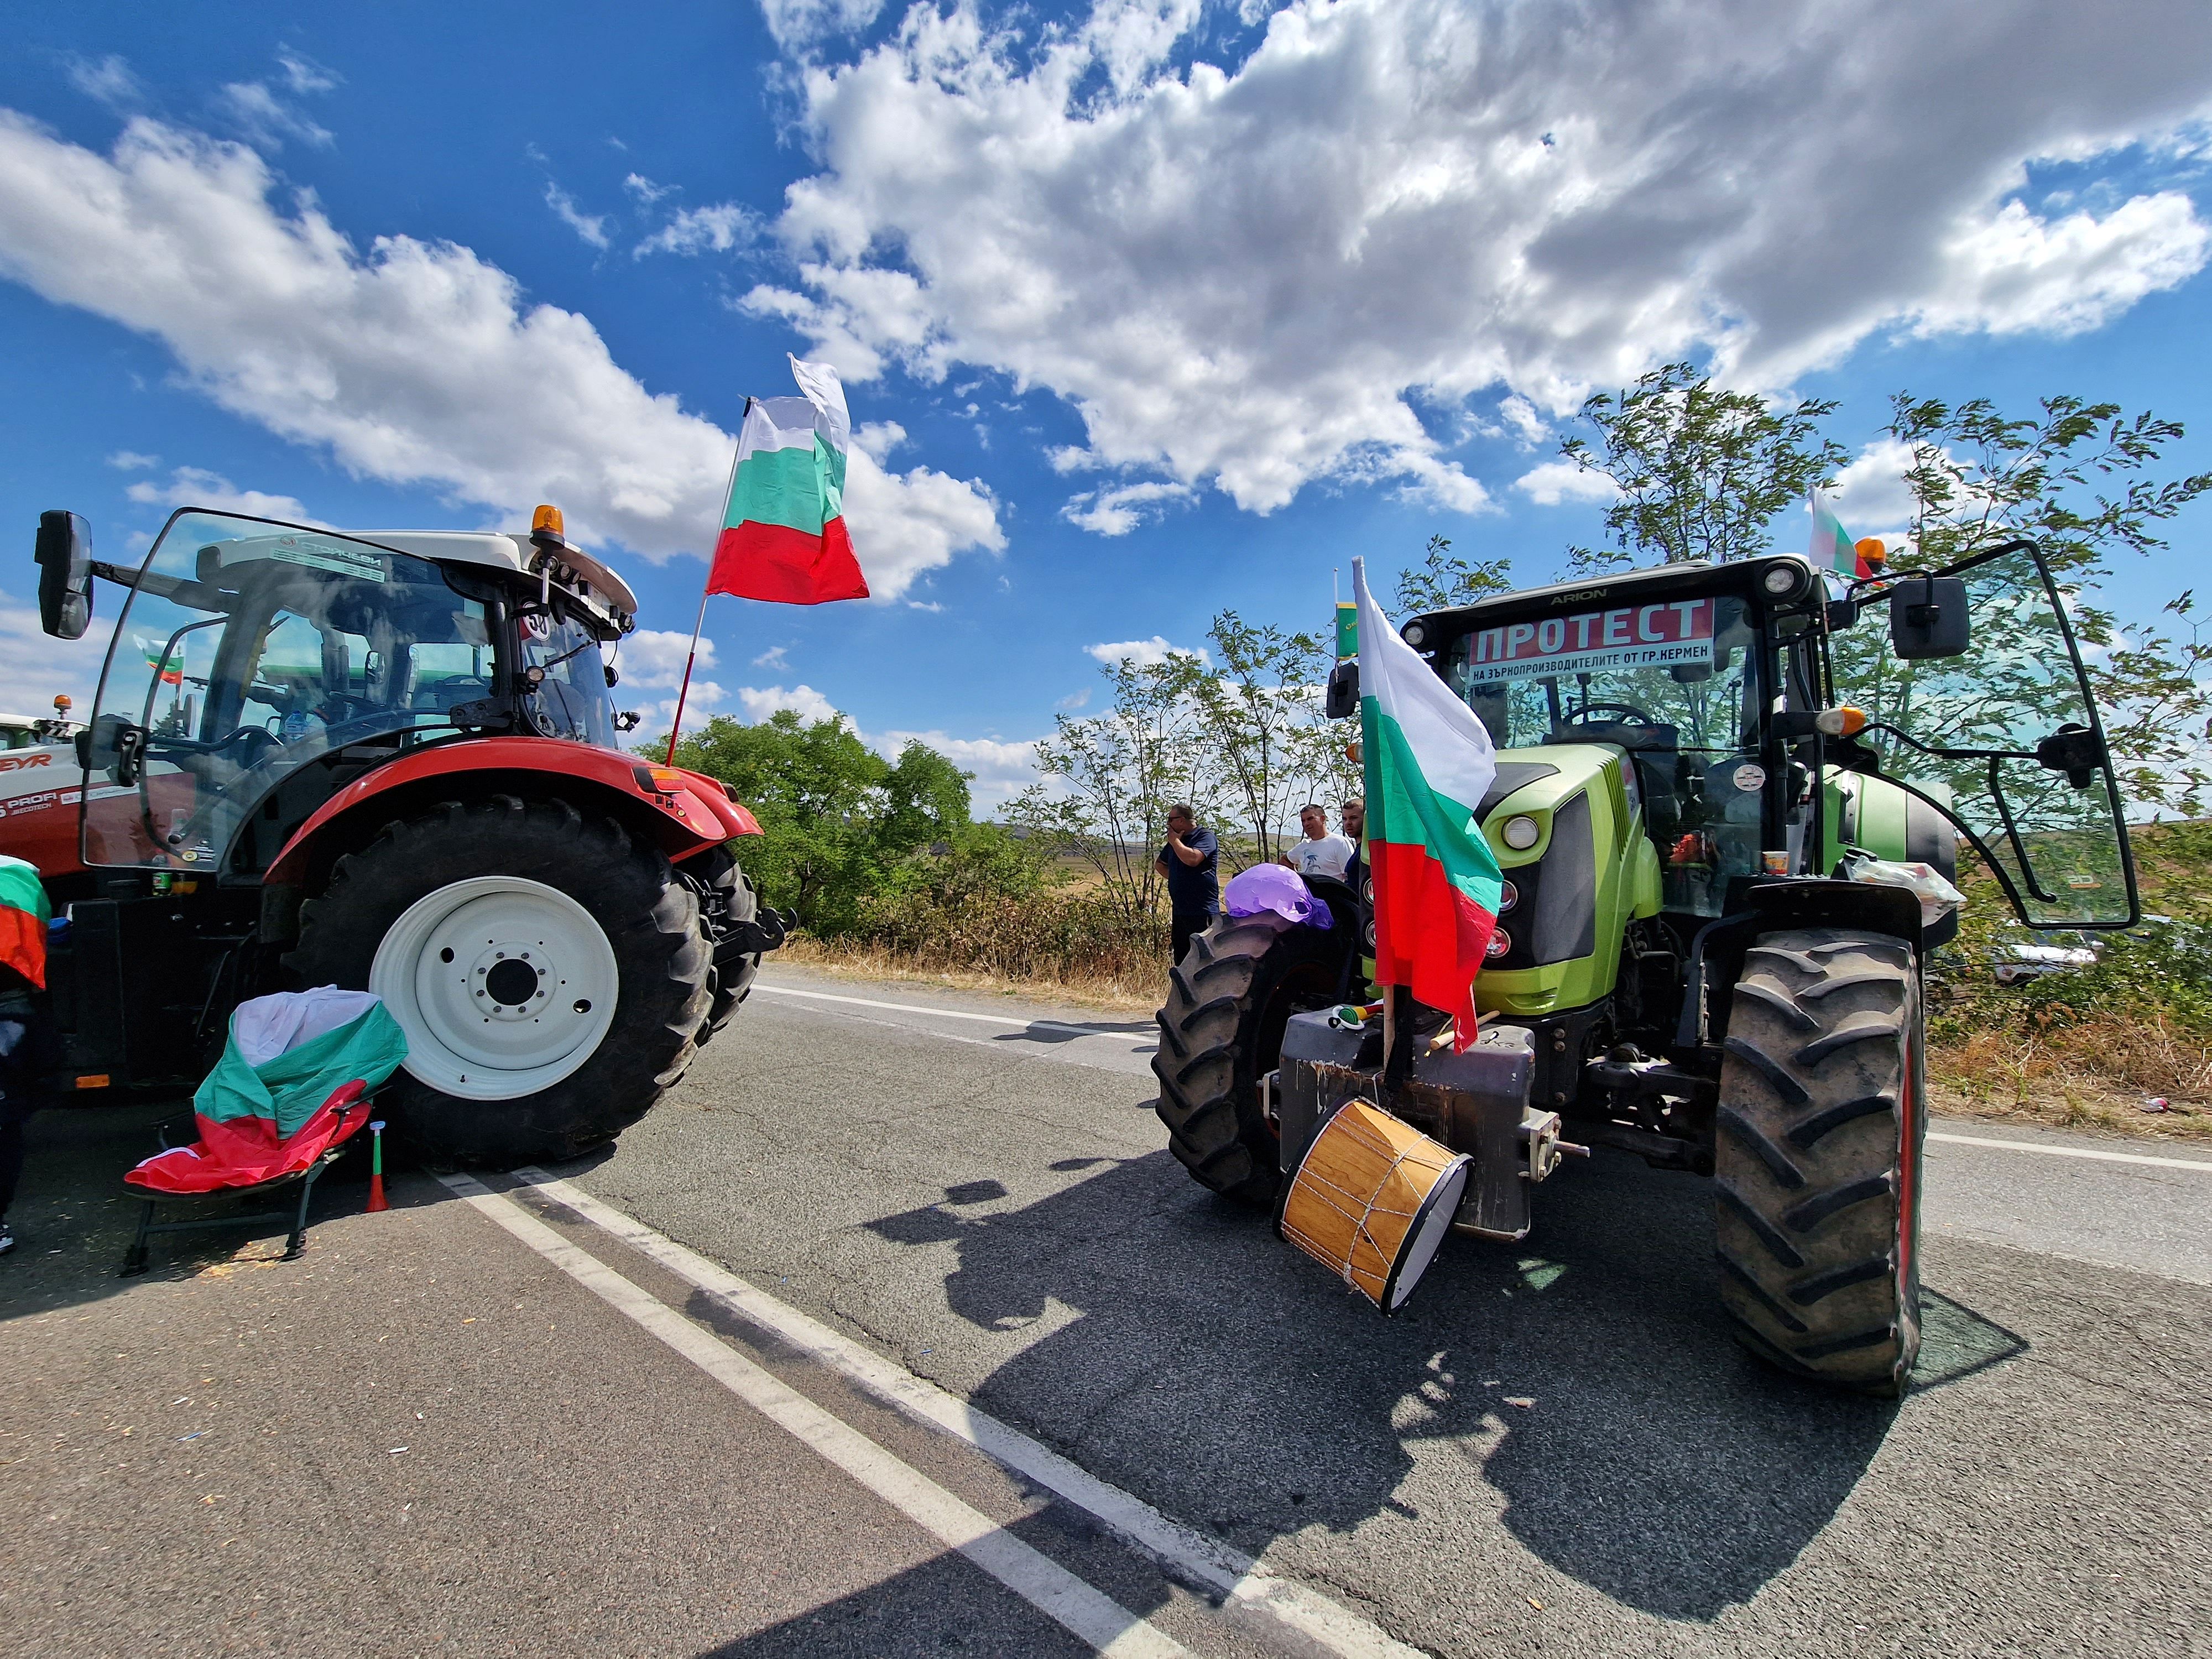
[{"left": 664, "top": 354, "right": 872, "bottom": 761}]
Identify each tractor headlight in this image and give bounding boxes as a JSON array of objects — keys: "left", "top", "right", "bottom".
[
  {"left": 1402, "top": 620, "right": 1429, "bottom": 649},
  {"left": 1360, "top": 875, "right": 1374, "bottom": 905},
  {"left": 1501, "top": 814, "right": 1542, "bottom": 851},
  {"left": 1761, "top": 563, "right": 1803, "bottom": 597},
  {"left": 1485, "top": 928, "right": 1511, "bottom": 960},
  {"left": 1497, "top": 879, "right": 1518, "bottom": 913}
]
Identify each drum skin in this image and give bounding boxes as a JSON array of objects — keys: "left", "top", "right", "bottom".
[{"left": 1277, "top": 1099, "right": 1470, "bottom": 1313}]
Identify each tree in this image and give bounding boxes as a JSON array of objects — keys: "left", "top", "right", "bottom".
[
  {"left": 666, "top": 711, "right": 972, "bottom": 931},
  {"left": 1394, "top": 533, "right": 1511, "bottom": 612},
  {"left": 1560, "top": 361, "right": 1848, "bottom": 570},
  {"left": 1191, "top": 610, "right": 1331, "bottom": 865},
  {"left": 1009, "top": 649, "right": 1213, "bottom": 924},
  {"left": 1861, "top": 393, "right": 2212, "bottom": 820}
]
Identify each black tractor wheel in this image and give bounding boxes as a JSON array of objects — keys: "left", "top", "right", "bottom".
[
  {"left": 288, "top": 795, "right": 710, "bottom": 1168},
  {"left": 1152, "top": 915, "right": 1346, "bottom": 1204},
  {"left": 1713, "top": 927, "right": 1926, "bottom": 1396},
  {"left": 687, "top": 844, "right": 761, "bottom": 1045}
]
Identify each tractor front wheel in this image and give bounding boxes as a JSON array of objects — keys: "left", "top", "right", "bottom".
[
  {"left": 1152, "top": 915, "right": 1344, "bottom": 1204},
  {"left": 288, "top": 796, "right": 710, "bottom": 1167},
  {"left": 1713, "top": 926, "right": 1925, "bottom": 1396}
]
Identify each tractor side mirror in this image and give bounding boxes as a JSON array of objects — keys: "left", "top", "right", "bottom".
[
  {"left": 1888, "top": 576, "right": 1970, "bottom": 660},
  {"left": 35, "top": 510, "right": 93, "bottom": 640},
  {"left": 1324, "top": 661, "right": 1359, "bottom": 720}
]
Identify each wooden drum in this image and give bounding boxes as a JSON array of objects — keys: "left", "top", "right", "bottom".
[{"left": 1277, "top": 1098, "right": 1470, "bottom": 1314}]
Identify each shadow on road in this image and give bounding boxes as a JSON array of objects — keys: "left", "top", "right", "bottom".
[
  {"left": 992, "top": 1019, "right": 1157, "bottom": 1047},
  {"left": 860, "top": 1133, "right": 2030, "bottom": 1621}
]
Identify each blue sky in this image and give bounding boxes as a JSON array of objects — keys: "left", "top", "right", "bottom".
[{"left": 2, "top": 1, "right": 2209, "bottom": 806}]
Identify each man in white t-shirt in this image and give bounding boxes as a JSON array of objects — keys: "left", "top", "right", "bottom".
[{"left": 1280, "top": 803, "right": 1355, "bottom": 883}]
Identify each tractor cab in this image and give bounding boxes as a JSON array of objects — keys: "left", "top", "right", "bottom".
[
  {"left": 1408, "top": 541, "right": 2136, "bottom": 960},
  {"left": 39, "top": 507, "right": 640, "bottom": 882}
]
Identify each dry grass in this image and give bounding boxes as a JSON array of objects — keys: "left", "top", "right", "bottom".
[{"left": 1928, "top": 1015, "right": 2212, "bottom": 1140}]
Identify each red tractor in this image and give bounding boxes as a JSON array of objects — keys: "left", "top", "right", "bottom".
[{"left": 9, "top": 504, "right": 789, "bottom": 1166}]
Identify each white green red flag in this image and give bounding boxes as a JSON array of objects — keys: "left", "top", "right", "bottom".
[
  {"left": 1808, "top": 489, "right": 1875, "bottom": 580},
  {"left": 707, "top": 355, "right": 870, "bottom": 605},
  {"left": 1353, "top": 558, "right": 1503, "bottom": 1050}
]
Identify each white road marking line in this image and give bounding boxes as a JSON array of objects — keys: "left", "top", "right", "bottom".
[
  {"left": 753, "top": 981, "right": 1135, "bottom": 1038},
  {"left": 437, "top": 1173, "right": 1187, "bottom": 1659},
  {"left": 517, "top": 1168, "right": 1423, "bottom": 1659},
  {"left": 1927, "top": 1132, "right": 2212, "bottom": 1172}
]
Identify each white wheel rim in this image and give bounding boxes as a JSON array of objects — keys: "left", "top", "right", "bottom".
[{"left": 369, "top": 875, "right": 619, "bottom": 1102}]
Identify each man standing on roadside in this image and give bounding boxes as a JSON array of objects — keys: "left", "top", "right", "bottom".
[
  {"left": 1155, "top": 803, "right": 1219, "bottom": 965},
  {"left": 1341, "top": 797, "right": 1366, "bottom": 895},
  {"left": 1279, "top": 803, "right": 1355, "bottom": 883}
]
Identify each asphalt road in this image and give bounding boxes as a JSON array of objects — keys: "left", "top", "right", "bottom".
[{"left": 4, "top": 963, "right": 2210, "bottom": 1657}]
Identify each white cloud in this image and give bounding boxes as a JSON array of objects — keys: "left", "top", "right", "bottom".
[
  {"left": 763, "top": 0, "right": 2212, "bottom": 521},
  {"left": 1055, "top": 687, "right": 1091, "bottom": 709},
  {"left": 545, "top": 182, "right": 611, "bottom": 248},
  {"left": 619, "top": 628, "right": 717, "bottom": 686},
  {"left": 875, "top": 727, "right": 1041, "bottom": 809},
  {"left": 66, "top": 55, "right": 143, "bottom": 109},
  {"left": 624, "top": 173, "right": 672, "bottom": 205},
  {"left": 750, "top": 643, "right": 789, "bottom": 670},
  {"left": 1827, "top": 438, "right": 1921, "bottom": 535},
  {"left": 0, "top": 113, "right": 1001, "bottom": 599},
  {"left": 275, "top": 50, "right": 340, "bottom": 97},
  {"left": 635, "top": 202, "right": 758, "bottom": 257},
  {"left": 216, "top": 53, "right": 337, "bottom": 152},
  {"left": 1086, "top": 634, "right": 1206, "bottom": 667},
  {"left": 105, "top": 449, "right": 159, "bottom": 471},
  {"left": 124, "top": 466, "right": 318, "bottom": 524},
  {"left": 739, "top": 682, "right": 842, "bottom": 722},
  {"left": 1515, "top": 459, "right": 1619, "bottom": 507},
  {"left": 844, "top": 427, "right": 1005, "bottom": 597},
  {"left": 0, "top": 591, "right": 105, "bottom": 721},
  {"left": 1062, "top": 479, "right": 1194, "bottom": 536},
  {"left": 760, "top": 0, "right": 888, "bottom": 55},
  {"left": 1908, "top": 194, "right": 2210, "bottom": 339}
]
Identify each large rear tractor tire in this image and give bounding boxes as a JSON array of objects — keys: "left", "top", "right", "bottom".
[
  {"left": 1714, "top": 927, "right": 1925, "bottom": 1396},
  {"left": 288, "top": 796, "right": 710, "bottom": 1168},
  {"left": 687, "top": 844, "right": 761, "bottom": 1046},
  {"left": 1152, "top": 915, "right": 1345, "bottom": 1204}
]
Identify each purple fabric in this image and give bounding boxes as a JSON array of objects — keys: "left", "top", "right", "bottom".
[{"left": 1222, "top": 864, "right": 1334, "bottom": 930}]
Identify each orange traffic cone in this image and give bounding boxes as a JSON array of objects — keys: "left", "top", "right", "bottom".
[{"left": 366, "top": 1120, "right": 389, "bottom": 1213}]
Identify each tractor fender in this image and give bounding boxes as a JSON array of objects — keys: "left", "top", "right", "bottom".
[
  {"left": 1686, "top": 877, "right": 1927, "bottom": 1050},
  {"left": 263, "top": 738, "right": 758, "bottom": 892}
]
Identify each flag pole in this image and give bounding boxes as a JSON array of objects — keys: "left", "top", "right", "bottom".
[{"left": 665, "top": 397, "right": 752, "bottom": 765}]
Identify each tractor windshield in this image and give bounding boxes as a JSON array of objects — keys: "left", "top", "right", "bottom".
[
  {"left": 1828, "top": 541, "right": 2137, "bottom": 927},
  {"left": 82, "top": 512, "right": 494, "bottom": 870},
  {"left": 1442, "top": 593, "right": 1773, "bottom": 916}
]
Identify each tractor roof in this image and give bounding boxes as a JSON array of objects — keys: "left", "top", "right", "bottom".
[
  {"left": 1408, "top": 552, "right": 1818, "bottom": 633},
  {"left": 347, "top": 529, "right": 639, "bottom": 621}
]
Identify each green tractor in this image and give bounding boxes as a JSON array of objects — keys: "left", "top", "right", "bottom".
[{"left": 1154, "top": 541, "right": 2137, "bottom": 1394}]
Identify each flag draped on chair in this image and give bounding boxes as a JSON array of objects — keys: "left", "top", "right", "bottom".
[{"left": 1353, "top": 559, "right": 1503, "bottom": 1051}]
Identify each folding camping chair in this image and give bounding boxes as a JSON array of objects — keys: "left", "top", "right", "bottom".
[{"left": 118, "top": 1092, "right": 369, "bottom": 1277}]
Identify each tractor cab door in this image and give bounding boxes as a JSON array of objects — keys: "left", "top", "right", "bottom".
[
  {"left": 1830, "top": 540, "right": 2137, "bottom": 928},
  {"left": 82, "top": 510, "right": 494, "bottom": 872}
]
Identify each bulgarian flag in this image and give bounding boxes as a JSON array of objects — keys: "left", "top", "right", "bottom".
[
  {"left": 0, "top": 854, "right": 51, "bottom": 989},
  {"left": 707, "top": 355, "right": 870, "bottom": 605},
  {"left": 1353, "top": 558, "right": 1503, "bottom": 1051},
  {"left": 1809, "top": 489, "right": 1878, "bottom": 580}
]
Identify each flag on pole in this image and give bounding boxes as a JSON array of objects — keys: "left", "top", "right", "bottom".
[
  {"left": 1353, "top": 558, "right": 1504, "bottom": 1051},
  {"left": 707, "top": 355, "right": 870, "bottom": 605},
  {"left": 1808, "top": 489, "right": 1877, "bottom": 580},
  {"left": 0, "top": 854, "right": 49, "bottom": 989}
]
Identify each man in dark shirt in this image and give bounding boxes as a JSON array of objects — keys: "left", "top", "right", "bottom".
[{"left": 1155, "top": 803, "right": 1219, "bottom": 965}]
